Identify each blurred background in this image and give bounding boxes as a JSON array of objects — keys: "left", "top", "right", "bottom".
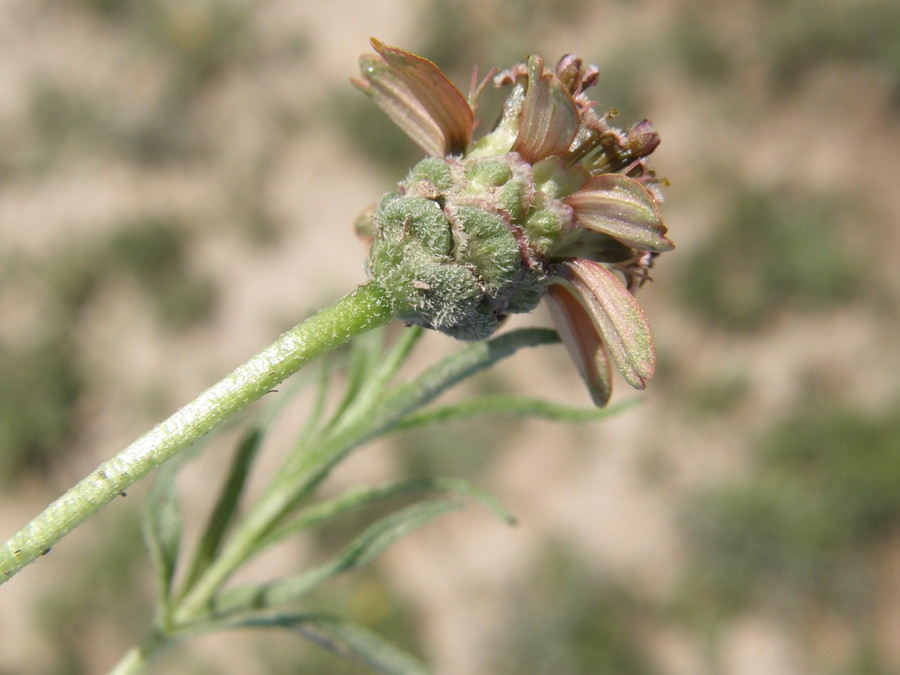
[{"left": 1, "top": 0, "right": 899, "bottom": 672}]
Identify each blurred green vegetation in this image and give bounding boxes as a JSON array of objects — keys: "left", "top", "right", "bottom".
[
  {"left": 35, "top": 507, "right": 151, "bottom": 675},
  {"left": 395, "top": 417, "right": 499, "bottom": 481},
  {"left": 665, "top": 17, "right": 734, "bottom": 84},
  {"left": 0, "top": 330, "right": 83, "bottom": 479},
  {"left": 676, "top": 185, "right": 862, "bottom": 331},
  {"left": 105, "top": 215, "right": 217, "bottom": 327},
  {"left": 493, "top": 545, "right": 657, "bottom": 675},
  {"left": 680, "top": 397, "right": 900, "bottom": 615},
  {"left": 29, "top": 0, "right": 254, "bottom": 168},
  {"left": 762, "top": 0, "right": 900, "bottom": 101},
  {"left": 681, "top": 370, "right": 752, "bottom": 420}
]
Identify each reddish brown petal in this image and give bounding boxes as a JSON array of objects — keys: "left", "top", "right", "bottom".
[
  {"left": 564, "top": 174, "right": 673, "bottom": 253},
  {"left": 553, "top": 259, "right": 655, "bottom": 390},
  {"left": 368, "top": 39, "right": 473, "bottom": 156},
  {"left": 512, "top": 55, "right": 581, "bottom": 164},
  {"left": 354, "top": 55, "right": 448, "bottom": 157},
  {"left": 545, "top": 283, "right": 612, "bottom": 406}
]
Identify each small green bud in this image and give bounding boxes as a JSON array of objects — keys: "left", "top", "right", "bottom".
[
  {"left": 406, "top": 156, "right": 454, "bottom": 191},
  {"left": 523, "top": 194, "right": 573, "bottom": 256},
  {"left": 462, "top": 155, "right": 534, "bottom": 222},
  {"left": 379, "top": 194, "right": 452, "bottom": 256}
]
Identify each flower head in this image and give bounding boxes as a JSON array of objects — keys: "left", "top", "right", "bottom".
[{"left": 354, "top": 40, "right": 673, "bottom": 406}]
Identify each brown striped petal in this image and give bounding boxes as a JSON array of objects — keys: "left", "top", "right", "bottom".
[
  {"left": 565, "top": 174, "right": 673, "bottom": 252},
  {"left": 511, "top": 55, "right": 581, "bottom": 164},
  {"left": 545, "top": 283, "right": 613, "bottom": 406},
  {"left": 353, "top": 39, "right": 473, "bottom": 157},
  {"left": 551, "top": 259, "right": 655, "bottom": 390}
]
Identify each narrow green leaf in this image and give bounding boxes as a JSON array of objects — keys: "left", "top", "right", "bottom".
[
  {"left": 293, "top": 356, "right": 333, "bottom": 447},
  {"left": 181, "top": 427, "right": 264, "bottom": 592},
  {"left": 363, "top": 328, "right": 562, "bottom": 442},
  {"left": 259, "top": 475, "right": 514, "bottom": 550},
  {"left": 209, "top": 612, "right": 431, "bottom": 675},
  {"left": 295, "top": 615, "right": 432, "bottom": 675},
  {"left": 395, "top": 395, "right": 638, "bottom": 430},
  {"left": 268, "top": 329, "right": 561, "bottom": 538},
  {"left": 143, "top": 461, "right": 183, "bottom": 605},
  {"left": 337, "top": 326, "right": 425, "bottom": 430},
  {"left": 214, "top": 500, "right": 465, "bottom": 613},
  {"left": 327, "top": 329, "right": 383, "bottom": 430}
]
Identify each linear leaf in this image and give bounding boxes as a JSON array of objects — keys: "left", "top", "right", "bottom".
[
  {"left": 327, "top": 329, "right": 382, "bottom": 430},
  {"left": 259, "top": 476, "right": 514, "bottom": 550},
  {"left": 181, "top": 427, "right": 264, "bottom": 592},
  {"left": 270, "top": 329, "right": 561, "bottom": 533},
  {"left": 363, "top": 328, "right": 562, "bottom": 442},
  {"left": 394, "top": 394, "right": 637, "bottom": 430},
  {"left": 214, "top": 500, "right": 464, "bottom": 613},
  {"left": 209, "top": 612, "right": 431, "bottom": 675},
  {"left": 143, "top": 460, "right": 183, "bottom": 605},
  {"left": 295, "top": 615, "right": 431, "bottom": 675},
  {"left": 337, "top": 327, "right": 425, "bottom": 431}
]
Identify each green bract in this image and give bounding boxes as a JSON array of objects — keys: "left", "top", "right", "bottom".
[{"left": 367, "top": 156, "right": 551, "bottom": 341}]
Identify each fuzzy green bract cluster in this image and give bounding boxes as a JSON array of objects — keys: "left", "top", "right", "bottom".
[
  {"left": 355, "top": 39, "right": 672, "bottom": 405},
  {"left": 367, "top": 155, "right": 550, "bottom": 340}
]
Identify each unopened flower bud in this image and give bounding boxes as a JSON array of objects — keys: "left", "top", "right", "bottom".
[{"left": 355, "top": 39, "right": 673, "bottom": 404}]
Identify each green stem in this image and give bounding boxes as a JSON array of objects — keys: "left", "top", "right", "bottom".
[
  {"left": 0, "top": 282, "right": 395, "bottom": 585},
  {"left": 109, "top": 631, "right": 170, "bottom": 675}
]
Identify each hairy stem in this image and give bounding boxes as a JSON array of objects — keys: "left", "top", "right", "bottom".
[{"left": 0, "top": 282, "right": 395, "bottom": 585}]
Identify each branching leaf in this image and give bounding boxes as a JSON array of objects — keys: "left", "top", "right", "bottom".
[
  {"left": 293, "top": 354, "right": 335, "bottom": 449},
  {"left": 273, "top": 328, "right": 561, "bottom": 515},
  {"left": 337, "top": 326, "right": 425, "bottom": 430}
]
